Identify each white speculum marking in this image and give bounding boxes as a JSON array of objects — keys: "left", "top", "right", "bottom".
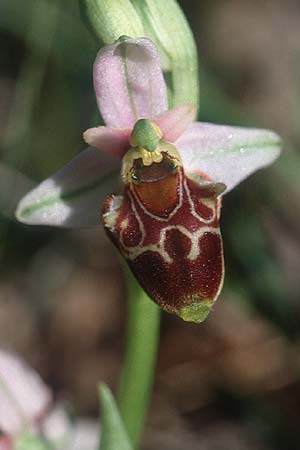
[
  {"left": 104, "top": 175, "right": 221, "bottom": 265},
  {"left": 122, "top": 225, "right": 220, "bottom": 264},
  {"left": 102, "top": 195, "right": 123, "bottom": 232}
]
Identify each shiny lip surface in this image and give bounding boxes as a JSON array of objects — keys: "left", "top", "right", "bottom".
[{"left": 132, "top": 154, "right": 177, "bottom": 183}]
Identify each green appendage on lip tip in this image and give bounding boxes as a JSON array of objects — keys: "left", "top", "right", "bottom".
[{"left": 178, "top": 300, "right": 213, "bottom": 323}]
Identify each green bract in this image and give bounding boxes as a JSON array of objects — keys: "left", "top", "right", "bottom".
[{"left": 132, "top": 0, "right": 199, "bottom": 109}]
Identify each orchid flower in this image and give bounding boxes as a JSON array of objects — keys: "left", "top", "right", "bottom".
[
  {"left": 16, "top": 37, "right": 281, "bottom": 323},
  {"left": 0, "top": 349, "right": 98, "bottom": 450},
  {"left": 0, "top": 349, "right": 51, "bottom": 449}
]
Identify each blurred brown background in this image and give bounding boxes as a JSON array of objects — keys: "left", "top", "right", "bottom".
[{"left": 1, "top": 1, "right": 300, "bottom": 449}]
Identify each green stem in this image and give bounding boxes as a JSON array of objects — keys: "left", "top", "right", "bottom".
[{"left": 118, "top": 267, "right": 161, "bottom": 449}]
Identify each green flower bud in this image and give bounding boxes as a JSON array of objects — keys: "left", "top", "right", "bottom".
[{"left": 79, "top": 0, "right": 144, "bottom": 44}]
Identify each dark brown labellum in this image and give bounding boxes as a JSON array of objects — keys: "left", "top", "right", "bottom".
[{"left": 102, "top": 149, "right": 225, "bottom": 323}]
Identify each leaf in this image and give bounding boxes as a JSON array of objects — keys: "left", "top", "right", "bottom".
[{"left": 99, "top": 384, "right": 133, "bottom": 450}]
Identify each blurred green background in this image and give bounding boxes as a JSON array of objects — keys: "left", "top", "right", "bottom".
[{"left": 1, "top": 1, "right": 300, "bottom": 449}]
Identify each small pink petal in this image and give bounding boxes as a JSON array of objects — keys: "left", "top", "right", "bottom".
[
  {"left": 94, "top": 37, "right": 168, "bottom": 128},
  {"left": 176, "top": 122, "right": 281, "bottom": 192},
  {"left": 0, "top": 350, "right": 51, "bottom": 436},
  {"left": 83, "top": 127, "right": 131, "bottom": 158},
  {"left": 0, "top": 436, "right": 12, "bottom": 450},
  {"left": 155, "top": 104, "right": 196, "bottom": 142}
]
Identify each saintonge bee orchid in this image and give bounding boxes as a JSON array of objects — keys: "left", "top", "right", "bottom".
[{"left": 16, "top": 37, "right": 281, "bottom": 323}]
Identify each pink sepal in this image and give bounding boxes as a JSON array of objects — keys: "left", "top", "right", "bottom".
[
  {"left": 176, "top": 122, "right": 281, "bottom": 192},
  {"left": 94, "top": 37, "right": 168, "bottom": 128}
]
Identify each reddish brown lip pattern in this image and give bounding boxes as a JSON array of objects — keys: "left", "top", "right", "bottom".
[{"left": 102, "top": 155, "right": 224, "bottom": 322}]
